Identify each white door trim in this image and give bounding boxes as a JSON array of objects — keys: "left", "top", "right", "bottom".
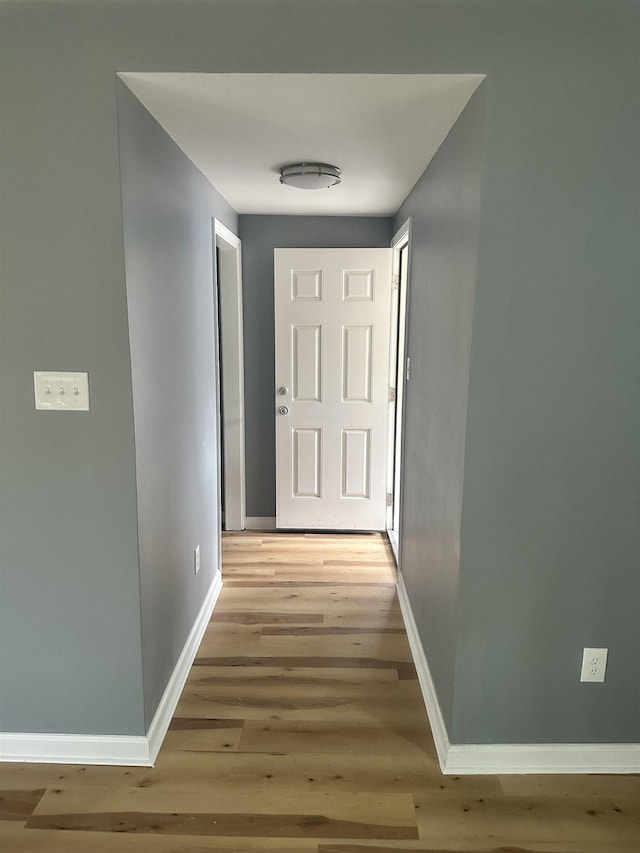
[
  {"left": 386, "top": 218, "right": 412, "bottom": 563},
  {"left": 214, "top": 220, "right": 246, "bottom": 531}
]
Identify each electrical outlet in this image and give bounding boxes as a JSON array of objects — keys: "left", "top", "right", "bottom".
[
  {"left": 194, "top": 545, "right": 200, "bottom": 575},
  {"left": 580, "top": 647, "right": 608, "bottom": 683}
]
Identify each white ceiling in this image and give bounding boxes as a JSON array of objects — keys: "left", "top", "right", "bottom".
[{"left": 119, "top": 73, "right": 485, "bottom": 217}]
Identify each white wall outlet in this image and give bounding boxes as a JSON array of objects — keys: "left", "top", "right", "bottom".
[
  {"left": 34, "top": 371, "right": 89, "bottom": 411},
  {"left": 580, "top": 647, "right": 608, "bottom": 683},
  {"left": 194, "top": 545, "right": 200, "bottom": 575}
]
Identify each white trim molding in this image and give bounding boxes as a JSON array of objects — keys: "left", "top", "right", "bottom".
[
  {"left": 214, "top": 219, "right": 246, "bottom": 532},
  {"left": 396, "top": 570, "right": 451, "bottom": 771},
  {"left": 445, "top": 742, "right": 640, "bottom": 775},
  {"left": 386, "top": 217, "right": 412, "bottom": 565},
  {"left": 396, "top": 572, "right": 640, "bottom": 776},
  {"left": 146, "top": 570, "right": 223, "bottom": 764},
  {"left": 0, "top": 572, "right": 223, "bottom": 767},
  {"left": 0, "top": 732, "right": 151, "bottom": 767}
]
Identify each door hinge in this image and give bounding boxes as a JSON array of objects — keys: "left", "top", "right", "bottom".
[
  {"left": 388, "top": 386, "right": 396, "bottom": 403},
  {"left": 386, "top": 492, "right": 393, "bottom": 507}
]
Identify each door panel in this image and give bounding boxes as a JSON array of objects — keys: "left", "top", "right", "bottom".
[
  {"left": 341, "top": 428, "right": 371, "bottom": 499},
  {"left": 342, "top": 324, "right": 373, "bottom": 402},
  {"left": 292, "top": 325, "right": 322, "bottom": 402},
  {"left": 292, "top": 428, "right": 322, "bottom": 497},
  {"left": 275, "top": 248, "right": 392, "bottom": 530}
]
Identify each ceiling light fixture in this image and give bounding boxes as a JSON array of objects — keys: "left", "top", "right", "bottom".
[{"left": 279, "top": 162, "right": 342, "bottom": 190}]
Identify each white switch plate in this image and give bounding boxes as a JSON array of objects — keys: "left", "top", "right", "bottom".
[
  {"left": 580, "top": 647, "right": 608, "bottom": 683},
  {"left": 34, "top": 371, "right": 90, "bottom": 411}
]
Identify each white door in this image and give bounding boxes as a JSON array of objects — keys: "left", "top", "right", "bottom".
[{"left": 275, "top": 248, "right": 393, "bottom": 530}]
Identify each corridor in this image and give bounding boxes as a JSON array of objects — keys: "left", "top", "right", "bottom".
[{"left": 1, "top": 532, "right": 638, "bottom": 851}]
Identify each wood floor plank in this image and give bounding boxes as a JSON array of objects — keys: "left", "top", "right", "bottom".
[
  {"left": 0, "top": 825, "right": 320, "bottom": 852},
  {"left": 173, "top": 679, "right": 426, "bottom": 722},
  {"left": 26, "top": 810, "right": 419, "bottom": 839},
  {"left": 161, "top": 723, "right": 244, "bottom": 753},
  {"left": 168, "top": 717, "right": 245, "bottom": 730},
  {"left": 29, "top": 784, "right": 417, "bottom": 819},
  {"left": 196, "top": 625, "right": 263, "bottom": 655},
  {"left": 222, "top": 570, "right": 277, "bottom": 579},
  {"left": 238, "top": 719, "right": 435, "bottom": 756},
  {"left": 255, "top": 632, "right": 414, "bottom": 660},
  {"left": 317, "top": 846, "right": 590, "bottom": 853},
  {"left": 261, "top": 626, "right": 406, "bottom": 635},
  {"left": 186, "top": 665, "right": 401, "bottom": 685},
  {"left": 413, "top": 793, "right": 640, "bottom": 847},
  {"left": 322, "top": 559, "right": 397, "bottom": 566},
  {"left": 207, "top": 612, "right": 324, "bottom": 625},
  {"left": 322, "top": 611, "right": 406, "bottom": 628},
  {"left": 498, "top": 773, "right": 640, "bottom": 799},
  {"left": 215, "top": 590, "right": 399, "bottom": 612},
  {"left": 30, "top": 787, "right": 418, "bottom": 839},
  {"left": 0, "top": 789, "right": 46, "bottom": 821},
  {"left": 222, "top": 557, "right": 324, "bottom": 567},
  {"left": 191, "top": 655, "right": 417, "bottom": 679},
  {"left": 268, "top": 570, "right": 397, "bottom": 583},
  {"left": 223, "top": 580, "right": 396, "bottom": 588}
]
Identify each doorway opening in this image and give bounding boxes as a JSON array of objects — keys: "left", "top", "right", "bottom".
[
  {"left": 386, "top": 218, "right": 412, "bottom": 563},
  {"left": 213, "top": 219, "right": 246, "bottom": 532}
]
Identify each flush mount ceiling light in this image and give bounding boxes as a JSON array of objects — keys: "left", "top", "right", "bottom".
[{"left": 279, "top": 162, "right": 342, "bottom": 190}]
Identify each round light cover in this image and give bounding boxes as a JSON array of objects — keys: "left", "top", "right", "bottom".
[{"left": 279, "top": 163, "right": 341, "bottom": 189}]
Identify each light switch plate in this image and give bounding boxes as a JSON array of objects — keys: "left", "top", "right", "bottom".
[{"left": 34, "top": 371, "right": 90, "bottom": 411}]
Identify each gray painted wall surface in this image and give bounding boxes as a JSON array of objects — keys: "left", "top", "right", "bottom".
[
  {"left": 117, "top": 83, "right": 237, "bottom": 728},
  {"left": 453, "top": 42, "right": 640, "bottom": 743},
  {"left": 239, "top": 216, "right": 393, "bottom": 518},
  {"left": 1, "top": 0, "right": 638, "bottom": 745},
  {"left": 0, "top": 7, "right": 146, "bottom": 734},
  {"left": 394, "top": 84, "right": 487, "bottom": 734}
]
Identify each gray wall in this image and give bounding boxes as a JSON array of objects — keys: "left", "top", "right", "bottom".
[
  {"left": 453, "top": 52, "right": 640, "bottom": 743},
  {"left": 1, "top": 0, "right": 638, "bottom": 745},
  {"left": 0, "top": 8, "right": 145, "bottom": 734},
  {"left": 239, "top": 216, "right": 393, "bottom": 518},
  {"left": 117, "top": 83, "right": 237, "bottom": 728},
  {"left": 394, "top": 84, "right": 487, "bottom": 733}
]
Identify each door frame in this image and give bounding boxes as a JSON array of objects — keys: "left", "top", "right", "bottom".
[
  {"left": 213, "top": 219, "right": 246, "bottom": 531},
  {"left": 386, "top": 217, "right": 412, "bottom": 563}
]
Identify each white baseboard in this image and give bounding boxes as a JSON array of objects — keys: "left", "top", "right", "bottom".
[
  {"left": 386, "top": 528, "right": 399, "bottom": 566},
  {"left": 0, "top": 732, "right": 152, "bottom": 766},
  {"left": 0, "top": 571, "right": 223, "bottom": 767},
  {"left": 244, "top": 516, "right": 276, "bottom": 530},
  {"left": 396, "top": 571, "right": 640, "bottom": 775},
  {"left": 146, "top": 570, "right": 223, "bottom": 764},
  {"left": 396, "top": 570, "right": 451, "bottom": 771},
  {"left": 445, "top": 741, "right": 640, "bottom": 775}
]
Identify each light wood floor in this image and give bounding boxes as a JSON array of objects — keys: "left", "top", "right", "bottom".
[{"left": 1, "top": 531, "right": 638, "bottom": 851}]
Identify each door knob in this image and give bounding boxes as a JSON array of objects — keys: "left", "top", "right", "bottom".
[
  {"left": 278, "top": 387, "right": 288, "bottom": 396},
  {"left": 278, "top": 405, "right": 289, "bottom": 416}
]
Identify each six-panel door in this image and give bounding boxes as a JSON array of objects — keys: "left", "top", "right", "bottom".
[{"left": 275, "top": 248, "right": 393, "bottom": 530}]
